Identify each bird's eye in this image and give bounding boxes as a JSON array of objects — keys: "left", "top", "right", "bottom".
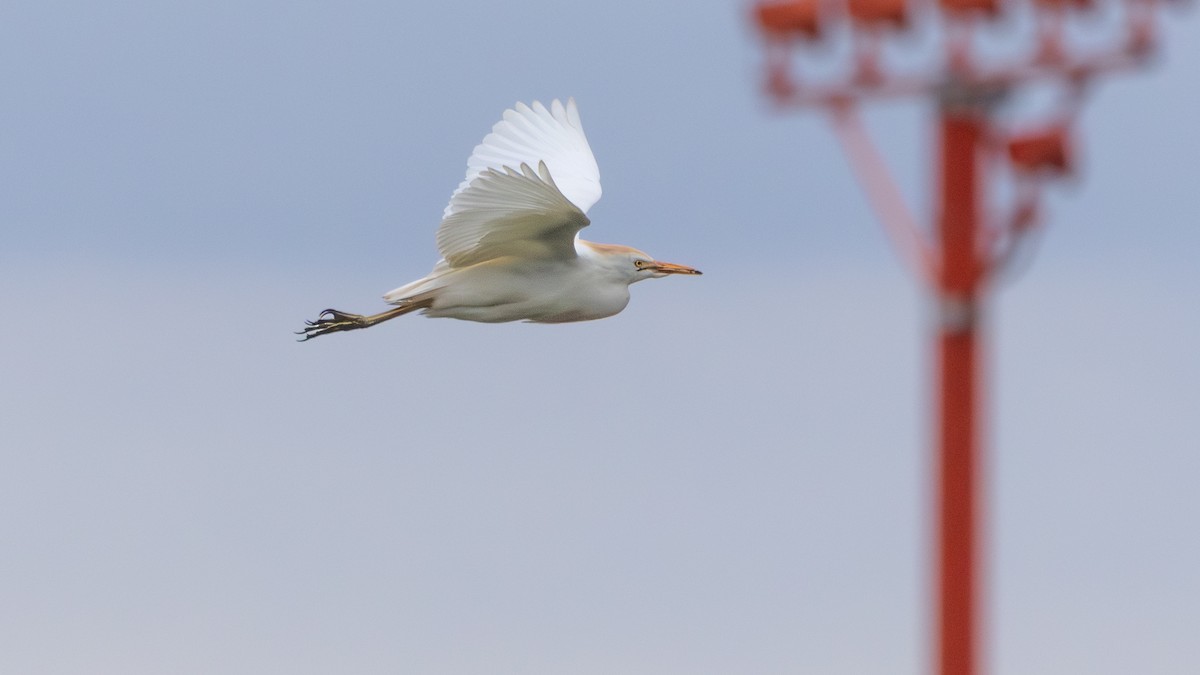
[{"left": 634, "top": 260, "right": 645, "bottom": 268}]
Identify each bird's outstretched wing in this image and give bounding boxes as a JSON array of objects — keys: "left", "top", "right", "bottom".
[
  {"left": 437, "top": 161, "right": 590, "bottom": 266},
  {"left": 436, "top": 99, "right": 602, "bottom": 267}
]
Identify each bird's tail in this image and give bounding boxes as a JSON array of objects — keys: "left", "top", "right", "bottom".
[{"left": 383, "top": 261, "right": 451, "bottom": 305}]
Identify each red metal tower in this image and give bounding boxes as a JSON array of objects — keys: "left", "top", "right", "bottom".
[{"left": 751, "top": 2, "right": 1174, "bottom": 674}]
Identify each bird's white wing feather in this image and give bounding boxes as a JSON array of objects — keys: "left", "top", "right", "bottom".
[
  {"left": 436, "top": 161, "right": 590, "bottom": 267},
  {"left": 448, "top": 98, "right": 602, "bottom": 218},
  {"left": 435, "top": 98, "right": 601, "bottom": 267}
]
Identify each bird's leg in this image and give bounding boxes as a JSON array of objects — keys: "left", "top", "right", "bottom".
[{"left": 296, "top": 301, "right": 429, "bottom": 341}]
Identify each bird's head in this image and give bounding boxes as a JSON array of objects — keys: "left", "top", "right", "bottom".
[{"left": 581, "top": 241, "right": 702, "bottom": 284}]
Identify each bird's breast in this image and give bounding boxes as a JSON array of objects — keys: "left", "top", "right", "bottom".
[
  {"left": 426, "top": 258, "right": 631, "bottom": 323},
  {"left": 524, "top": 262, "right": 631, "bottom": 323}
]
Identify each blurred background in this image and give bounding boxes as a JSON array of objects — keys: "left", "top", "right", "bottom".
[{"left": 1, "top": 1, "right": 1196, "bottom": 673}]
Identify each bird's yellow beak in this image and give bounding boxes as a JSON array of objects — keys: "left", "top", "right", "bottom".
[{"left": 646, "top": 260, "right": 702, "bottom": 275}]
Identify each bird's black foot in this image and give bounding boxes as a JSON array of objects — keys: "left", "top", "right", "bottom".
[{"left": 296, "top": 308, "right": 369, "bottom": 342}]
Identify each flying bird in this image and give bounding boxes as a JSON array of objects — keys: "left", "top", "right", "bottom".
[{"left": 298, "top": 98, "right": 700, "bottom": 341}]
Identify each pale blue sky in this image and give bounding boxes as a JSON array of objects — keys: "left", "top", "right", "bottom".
[{"left": 1, "top": 2, "right": 1197, "bottom": 674}]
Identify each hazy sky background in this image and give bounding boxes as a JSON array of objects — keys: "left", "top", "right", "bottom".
[{"left": 2, "top": 2, "right": 1197, "bottom": 673}]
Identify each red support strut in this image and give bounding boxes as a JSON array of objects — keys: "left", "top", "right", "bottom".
[{"left": 935, "top": 107, "right": 985, "bottom": 675}]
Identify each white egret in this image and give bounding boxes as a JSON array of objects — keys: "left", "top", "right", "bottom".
[{"left": 298, "top": 98, "right": 700, "bottom": 341}]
